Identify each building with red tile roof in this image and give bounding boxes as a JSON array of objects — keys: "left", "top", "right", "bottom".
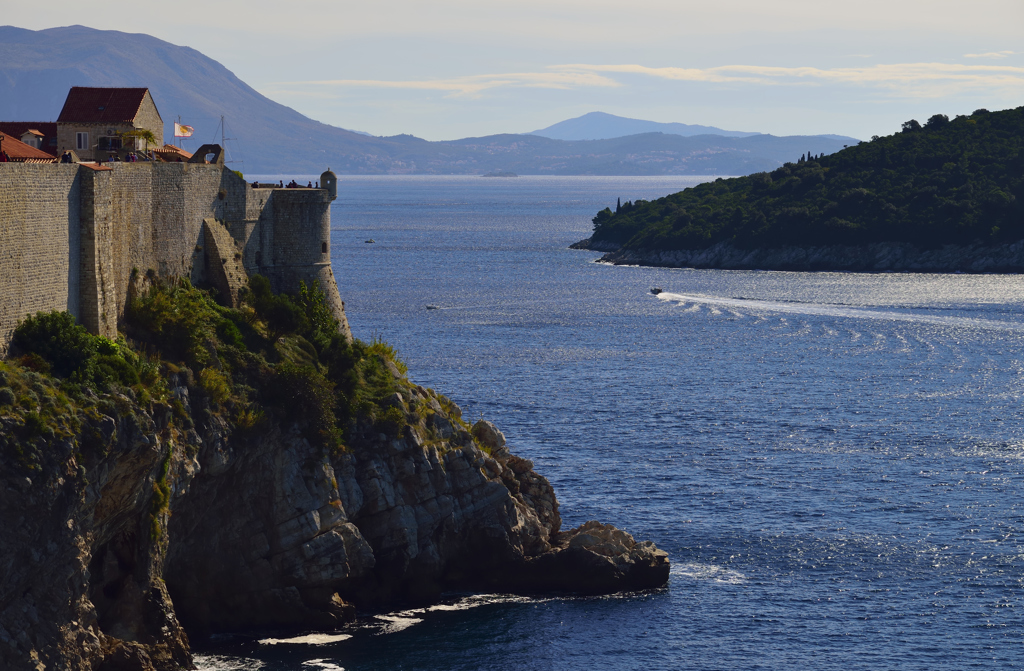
[
  {"left": 56, "top": 87, "right": 163, "bottom": 161},
  {"left": 0, "top": 122, "right": 59, "bottom": 157},
  {"left": 0, "top": 131, "right": 57, "bottom": 162}
]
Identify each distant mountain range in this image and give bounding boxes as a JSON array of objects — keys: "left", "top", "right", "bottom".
[
  {"left": 0, "top": 25, "right": 861, "bottom": 174},
  {"left": 530, "top": 111, "right": 761, "bottom": 140}
]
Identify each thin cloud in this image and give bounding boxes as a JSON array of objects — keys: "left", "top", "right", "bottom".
[
  {"left": 268, "top": 71, "right": 620, "bottom": 98},
  {"left": 267, "top": 60, "right": 1024, "bottom": 100},
  {"left": 552, "top": 62, "right": 1024, "bottom": 97},
  {"left": 964, "top": 50, "right": 1015, "bottom": 59}
]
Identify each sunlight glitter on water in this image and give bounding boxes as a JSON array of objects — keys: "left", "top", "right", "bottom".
[
  {"left": 194, "top": 176, "right": 1024, "bottom": 670},
  {"left": 671, "top": 563, "right": 747, "bottom": 584}
]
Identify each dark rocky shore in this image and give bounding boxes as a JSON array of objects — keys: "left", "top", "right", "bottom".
[
  {"left": 571, "top": 237, "right": 1024, "bottom": 273},
  {"left": 0, "top": 365, "right": 667, "bottom": 670}
]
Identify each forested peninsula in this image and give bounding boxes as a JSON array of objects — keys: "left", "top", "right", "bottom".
[{"left": 574, "top": 107, "right": 1024, "bottom": 272}]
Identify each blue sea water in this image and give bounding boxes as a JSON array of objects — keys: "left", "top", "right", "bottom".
[{"left": 198, "top": 176, "right": 1024, "bottom": 670}]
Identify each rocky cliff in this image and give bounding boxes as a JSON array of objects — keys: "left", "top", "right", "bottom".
[
  {"left": 0, "top": 287, "right": 668, "bottom": 670},
  {"left": 574, "top": 237, "right": 1024, "bottom": 273},
  {"left": 0, "top": 365, "right": 194, "bottom": 671}
]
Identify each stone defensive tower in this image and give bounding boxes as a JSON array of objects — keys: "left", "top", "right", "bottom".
[{"left": 252, "top": 170, "right": 345, "bottom": 331}]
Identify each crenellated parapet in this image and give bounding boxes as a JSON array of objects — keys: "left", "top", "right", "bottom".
[{"left": 0, "top": 154, "right": 351, "bottom": 350}]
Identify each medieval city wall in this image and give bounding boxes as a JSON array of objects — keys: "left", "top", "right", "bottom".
[
  {"left": 0, "top": 160, "right": 349, "bottom": 350},
  {"left": 0, "top": 164, "right": 82, "bottom": 347}
]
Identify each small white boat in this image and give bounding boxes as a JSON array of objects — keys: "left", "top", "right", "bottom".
[
  {"left": 426, "top": 305, "right": 440, "bottom": 310},
  {"left": 365, "top": 239, "right": 375, "bottom": 244}
]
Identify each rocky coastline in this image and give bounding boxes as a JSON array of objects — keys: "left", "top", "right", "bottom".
[
  {"left": 572, "top": 237, "right": 1024, "bottom": 273},
  {"left": 0, "top": 352, "right": 668, "bottom": 670}
]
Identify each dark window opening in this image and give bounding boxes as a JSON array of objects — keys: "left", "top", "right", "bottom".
[{"left": 321, "top": 242, "right": 328, "bottom": 253}]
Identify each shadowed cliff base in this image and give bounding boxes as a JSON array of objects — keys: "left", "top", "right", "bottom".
[{"left": 0, "top": 279, "right": 667, "bottom": 670}]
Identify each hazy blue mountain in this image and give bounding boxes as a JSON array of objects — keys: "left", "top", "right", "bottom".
[
  {"left": 531, "top": 111, "right": 763, "bottom": 140},
  {"left": 0, "top": 25, "right": 860, "bottom": 174},
  {"left": 0, "top": 25, "right": 388, "bottom": 173},
  {"left": 442, "top": 131, "right": 854, "bottom": 176}
]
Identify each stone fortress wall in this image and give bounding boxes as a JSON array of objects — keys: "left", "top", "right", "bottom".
[
  {"left": 0, "top": 150, "right": 350, "bottom": 350},
  {"left": 0, "top": 165, "right": 83, "bottom": 339}
]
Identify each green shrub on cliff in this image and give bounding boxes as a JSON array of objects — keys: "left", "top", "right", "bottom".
[
  {"left": 265, "top": 362, "right": 340, "bottom": 446},
  {"left": 244, "top": 275, "right": 310, "bottom": 341},
  {"left": 2, "top": 276, "right": 413, "bottom": 463},
  {"left": 368, "top": 336, "right": 408, "bottom": 376},
  {"left": 590, "top": 106, "right": 1024, "bottom": 252},
  {"left": 0, "top": 361, "right": 92, "bottom": 471},
  {"left": 198, "top": 368, "right": 232, "bottom": 406},
  {"left": 11, "top": 312, "right": 94, "bottom": 378},
  {"left": 11, "top": 312, "right": 141, "bottom": 391},
  {"left": 125, "top": 276, "right": 408, "bottom": 450},
  {"left": 127, "top": 279, "right": 238, "bottom": 368}
]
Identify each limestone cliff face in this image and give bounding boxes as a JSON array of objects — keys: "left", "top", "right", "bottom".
[
  {"left": 0, "top": 373, "right": 196, "bottom": 671},
  {"left": 1, "top": 369, "right": 668, "bottom": 670},
  {"left": 164, "top": 382, "right": 667, "bottom": 634},
  {"left": 575, "top": 237, "right": 1024, "bottom": 273}
]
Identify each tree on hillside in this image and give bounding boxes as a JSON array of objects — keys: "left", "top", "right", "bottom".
[{"left": 586, "top": 106, "right": 1024, "bottom": 253}]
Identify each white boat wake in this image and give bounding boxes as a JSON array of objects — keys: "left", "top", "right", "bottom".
[{"left": 657, "top": 292, "right": 1024, "bottom": 331}]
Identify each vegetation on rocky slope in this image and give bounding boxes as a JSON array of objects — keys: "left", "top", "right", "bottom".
[
  {"left": 0, "top": 275, "right": 672, "bottom": 671},
  {"left": 0, "top": 277, "right": 474, "bottom": 475},
  {"left": 588, "top": 106, "right": 1024, "bottom": 252}
]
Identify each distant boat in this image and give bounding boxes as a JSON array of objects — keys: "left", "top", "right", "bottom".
[
  {"left": 650, "top": 287, "right": 663, "bottom": 295},
  {"left": 426, "top": 305, "right": 440, "bottom": 310},
  {"left": 365, "top": 239, "right": 375, "bottom": 244}
]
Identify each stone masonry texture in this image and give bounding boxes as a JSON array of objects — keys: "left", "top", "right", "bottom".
[{"left": 0, "top": 159, "right": 351, "bottom": 350}]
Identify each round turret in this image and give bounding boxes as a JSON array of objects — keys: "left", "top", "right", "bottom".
[{"left": 321, "top": 169, "right": 338, "bottom": 201}]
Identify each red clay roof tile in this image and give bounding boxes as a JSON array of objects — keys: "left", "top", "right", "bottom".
[
  {"left": 155, "top": 143, "right": 193, "bottom": 160},
  {"left": 57, "top": 87, "right": 150, "bottom": 124},
  {"left": 0, "top": 122, "right": 59, "bottom": 156},
  {"left": 0, "top": 132, "right": 56, "bottom": 161}
]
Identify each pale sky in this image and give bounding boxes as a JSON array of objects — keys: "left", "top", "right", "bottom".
[{"left": 5, "top": 0, "right": 1023, "bottom": 140}]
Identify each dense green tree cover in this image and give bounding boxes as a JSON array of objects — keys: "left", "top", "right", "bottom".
[
  {"left": 590, "top": 107, "right": 1024, "bottom": 251},
  {"left": 10, "top": 312, "right": 140, "bottom": 388}
]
